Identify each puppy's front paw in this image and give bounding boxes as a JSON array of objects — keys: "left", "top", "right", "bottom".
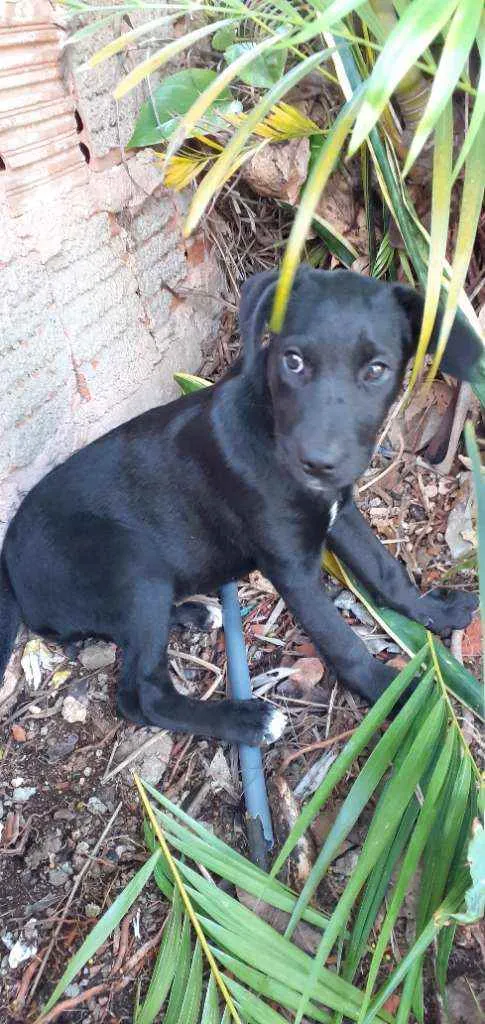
[
  {"left": 261, "top": 706, "right": 287, "bottom": 745},
  {"left": 416, "top": 589, "right": 478, "bottom": 633},
  {"left": 233, "top": 700, "right": 287, "bottom": 746}
]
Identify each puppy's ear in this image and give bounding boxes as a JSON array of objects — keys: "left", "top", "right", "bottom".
[
  {"left": 392, "top": 284, "right": 483, "bottom": 381},
  {"left": 239, "top": 270, "right": 279, "bottom": 369}
]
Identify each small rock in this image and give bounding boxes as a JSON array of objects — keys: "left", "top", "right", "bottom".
[
  {"left": 333, "top": 849, "right": 359, "bottom": 877},
  {"left": 47, "top": 732, "right": 79, "bottom": 762},
  {"left": 11, "top": 724, "right": 26, "bottom": 742},
  {"left": 79, "top": 642, "right": 116, "bottom": 671},
  {"left": 8, "top": 938, "right": 37, "bottom": 969},
  {"left": 49, "top": 868, "right": 70, "bottom": 888},
  {"left": 25, "top": 849, "right": 44, "bottom": 870},
  {"left": 2, "top": 931, "right": 14, "bottom": 950},
  {"left": 85, "top": 903, "right": 100, "bottom": 918},
  {"left": 43, "top": 834, "right": 62, "bottom": 857},
  {"left": 87, "top": 796, "right": 108, "bottom": 815},
  {"left": 445, "top": 975, "right": 484, "bottom": 1023},
  {"left": 75, "top": 841, "right": 90, "bottom": 856},
  {"left": 53, "top": 808, "right": 75, "bottom": 821},
  {"left": 114, "top": 729, "right": 173, "bottom": 785},
  {"left": 11, "top": 777, "right": 24, "bottom": 787},
  {"left": 445, "top": 498, "right": 475, "bottom": 560},
  {"left": 13, "top": 787, "right": 36, "bottom": 803},
  {"left": 65, "top": 983, "right": 81, "bottom": 998},
  {"left": 23, "top": 919, "right": 38, "bottom": 942},
  {"left": 62, "top": 695, "right": 87, "bottom": 724}
]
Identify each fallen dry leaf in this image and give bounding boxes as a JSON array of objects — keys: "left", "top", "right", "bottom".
[
  {"left": 462, "top": 617, "right": 482, "bottom": 659},
  {"left": 404, "top": 379, "right": 454, "bottom": 454},
  {"left": 242, "top": 137, "right": 309, "bottom": 205},
  {"left": 290, "top": 657, "right": 324, "bottom": 688},
  {"left": 383, "top": 994, "right": 400, "bottom": 1013},
  {"left": 316, "top": 166, "right": 368, "bottom": 254},
  {"left": 248, "top": 571, "right": 277, "bottom": 595},
  {"left": 270, "top": 776, "right": 315, "bottom": 890}
]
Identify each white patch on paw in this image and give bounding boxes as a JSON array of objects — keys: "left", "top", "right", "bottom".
[
  {"left": 328, "top": 501, "right": 339, "bottom": 529},
  {"left": 206, "top": 604, "right": 223, "bottom": 630},
  {"left": 264, "top": 707, "right": 287, "bottom": 743}
]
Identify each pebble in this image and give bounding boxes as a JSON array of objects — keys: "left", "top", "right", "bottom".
[
  {"left": 49, "top": 868, "right": 70, "bottom": 887},
  {"left": 87, "top": 796, "right": 108, "bottom": 815},
  {"left": 8, "top": 939, "right": 37, "bottom": 969},
  {"left": 46, "top": 732, "right": 79, "bottom": 762},
  {"left": 65, "top": 983, "right": 81, "bottom": 998},
  {"left": 446, "top": 975, "right": 484, "bottom": 1023},
  {"left": 75, "top": 840, "right": 90, "bottom": 856},
  {"left": 85, "top": 903, "right": 101, "bottom": 918},
  {"left": 114, "top": 730, "right": 173, "bottom": 785},
  {"left": 62, "top": 695, "right": 87, "bottom": 724},
  {"left": 13, "top": 787, "right": 36, "bottom": 803},
  {"left": 79, "top": 642, "right": 116, "bottom": 671}
]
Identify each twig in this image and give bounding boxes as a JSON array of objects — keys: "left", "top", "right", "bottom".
[
  {"left": 110, "top": 911, "right": 133, "bottom": 976},
  {"left": 279, "top": 728, "right": 358, "bottom": 772},
  {"left": 102, "top": 730, "right": 169, "bottom": 785},
  {"left": 35, "top": 935, "right": 162, "bottom": 1024},
  {"left": 13, "top": 949, "right": 46, "bottom": 1013},
  {"left": 37, "top": 981, "right": 111, "bottom": 1023},
  {"left": 72, "top": 723, "right": 121, "bottom": 758},
  {"left": 166, "top": 647, "right": 223, "bottom": 681},
  {"left": 164, "top": 734, "right": 194, "bottom": 788},
  {"left": 121, "top": 923, "right": 164, "bottom": 972},
  {"left": 262, "top": 596, "right": 285, "bottom": 636},
  {"left": 27, "top": 802, "right": 122, "bottom": 1005}
]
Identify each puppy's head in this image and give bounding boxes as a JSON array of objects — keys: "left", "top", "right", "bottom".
[{"left": 239, "top": 266, "right": 483, "bottom": 493}]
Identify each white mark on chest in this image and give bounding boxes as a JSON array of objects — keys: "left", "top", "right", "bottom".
[{"left": 328, "top": 501, "right": 339, "bottom": 529}]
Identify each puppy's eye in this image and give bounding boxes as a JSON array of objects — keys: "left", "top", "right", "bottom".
[
  {"left": 363, "top": 361, "right": 388, "bottom": 382},
  {"left": 284, "top": 351, "right": 304, "bottom": 374}
]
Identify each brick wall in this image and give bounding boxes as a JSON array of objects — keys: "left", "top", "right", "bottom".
[{"left": 0, "top": 1, "right": 223, "bottom": 540}]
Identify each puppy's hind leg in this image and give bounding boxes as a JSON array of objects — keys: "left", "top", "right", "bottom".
[{"left": 118, "top": 579, "right": 286, "bottom": 745}]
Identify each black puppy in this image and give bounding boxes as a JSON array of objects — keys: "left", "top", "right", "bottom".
[{"left": 0, "top": 268, "right": 480, "bottom": 745}]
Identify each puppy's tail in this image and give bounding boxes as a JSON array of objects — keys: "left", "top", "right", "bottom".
[{"left": 0, "top": 554, "right": 21, "bottom": 683}]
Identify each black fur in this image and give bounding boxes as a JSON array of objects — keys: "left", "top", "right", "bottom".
[{"left": 0, "top": 268, "right": 480, "bottom": 744}]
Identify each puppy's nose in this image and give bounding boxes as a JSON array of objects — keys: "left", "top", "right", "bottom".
[{"left": 299, "top": 444, "right": 341, "bottom": 479}]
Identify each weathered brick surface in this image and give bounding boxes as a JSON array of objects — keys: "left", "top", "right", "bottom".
[{"left": 0, "top": 2, "right": 223, "bottom": 541}]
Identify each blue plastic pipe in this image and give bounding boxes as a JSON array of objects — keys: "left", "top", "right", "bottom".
[{"left": 220, "top": 582, "right": 274, "bottom": 869}]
